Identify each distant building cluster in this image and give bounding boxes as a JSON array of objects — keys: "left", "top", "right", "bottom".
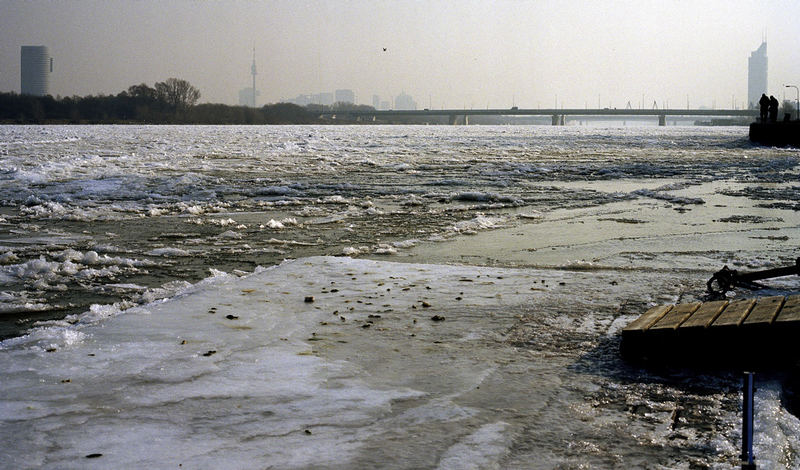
[
  {"left": 282, "top": 89, "right": 417, "bottom": 110},
  {"left": 282, "top": 89, "right": 357, "bottom": 107},
  {"left": 244, "top": 47, "right": 415, "bottom": 110},
  {"left": 283, "top": 92, "right": 335, "bottom": 106},
  {"left": 394, "top": 92, "right": 417, "bottom": 110},
  {"left": 20, "top": 45, "right": 52, "bottom": 96}
]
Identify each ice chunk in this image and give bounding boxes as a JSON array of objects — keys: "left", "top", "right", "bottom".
[{"left": 146, "top": 247, "right": 191, "bottom": 257}]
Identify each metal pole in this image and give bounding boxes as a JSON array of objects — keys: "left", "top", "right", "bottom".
[
  {"left": 786, "top": 85, "right": 799, "bottom": 121},
  {"left": 741, "top": 371, "right": 756, "bottom": 469}
]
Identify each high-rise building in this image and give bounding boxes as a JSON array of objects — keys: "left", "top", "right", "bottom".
[
  {"left": 372, "top": 94, "right": 380, "bottom": 109},
  {"left": 748, "top": 42, "right": 767, "bottom": 109},
  {"left": 20, "top": 46, "right": 52, "bottom": 96},
  {"left": 334, "top": 89, "right": 355, "bottom": 104}
]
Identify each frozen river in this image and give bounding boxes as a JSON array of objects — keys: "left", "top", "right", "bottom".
[{"left": 1, "top": 125, "right": 800, "bottom": 468}]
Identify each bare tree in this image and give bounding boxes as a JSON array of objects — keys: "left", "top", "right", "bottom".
[{"left": 154, "top": 78, "right": 201, "bottom": 111}]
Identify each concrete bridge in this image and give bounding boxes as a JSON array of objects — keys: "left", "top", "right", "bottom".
[{"left": 321, "top": 108, "right": 757, "bottom": 125}]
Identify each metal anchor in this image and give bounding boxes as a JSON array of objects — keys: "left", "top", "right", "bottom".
[{"left": 707, "top": 257, "right": 800, "bottom": 295}]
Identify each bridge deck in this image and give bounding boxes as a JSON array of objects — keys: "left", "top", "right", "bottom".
[
  {"left": 620, "top": 295, "right": 800, "bottom": 367},
  {"left": 321, "top": 108, "right": 757, "bottom": 118}
]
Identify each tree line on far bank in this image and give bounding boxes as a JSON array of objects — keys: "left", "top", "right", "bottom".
[{"left": 0, "top": 78, "right": 381, "bottom": 125}]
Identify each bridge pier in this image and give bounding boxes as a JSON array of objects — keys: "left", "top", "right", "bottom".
[
  {"left": 448, "top": 114, "right": 469, "bottom": 125},
  {"left": 658, "top": 114, "right": 666, "bottom": 126},
  {"left": 551, "top": 114, "right": 565, "bottom": 125}
]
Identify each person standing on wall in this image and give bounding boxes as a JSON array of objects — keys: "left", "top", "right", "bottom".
[
  {"left": 769, "top": 95, "right": 779, "bottom": 123},
  {"left": 759, "top": 93, "right": 770, "bottom": 123}
]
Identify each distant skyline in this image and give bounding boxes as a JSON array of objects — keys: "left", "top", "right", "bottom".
[{"left": 2, "top": 0, "right": 800, "bottom": 109}]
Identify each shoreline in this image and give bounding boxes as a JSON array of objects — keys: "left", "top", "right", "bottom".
[{"left": 0, "top": 255, "right": 759, "bottom": 468}]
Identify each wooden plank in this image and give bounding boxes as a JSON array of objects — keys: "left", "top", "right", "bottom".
[
  {"left": 742, "top": 296, "right": 785, "bottom": 326},
  {"left": 622, "top": 305, "right": 673, "bottom": 333},
  {"left": 775, "top": 295, "right": 800, "bottom": 323},
  {"left": 679, "top": 300, "right": 728, "bottom": 329},
  {"left": 622, "top": 295, "right": 800, "bottom": 365},
  {"left": 711, "top": 298, "right": 756, "bottom": 327},
  {"left": 650, "top": 302, "right": 701, "bottom": 331}
]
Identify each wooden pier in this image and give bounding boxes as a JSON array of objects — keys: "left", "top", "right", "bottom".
[{"left": 621, "top": 295, "right": 800, "bottom": 366}]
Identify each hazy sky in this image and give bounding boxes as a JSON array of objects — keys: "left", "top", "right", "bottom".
[{"left": 2, "top": 0, "right": 799, "bottom": 109}]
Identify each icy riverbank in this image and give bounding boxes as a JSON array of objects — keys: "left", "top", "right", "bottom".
[{"left": 2, "top": 256, "right": 798, "bottom": 468}]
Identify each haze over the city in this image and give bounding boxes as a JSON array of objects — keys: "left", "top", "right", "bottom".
[{"left": 2, "top": 0, "right": 799, "bottom": 109}]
